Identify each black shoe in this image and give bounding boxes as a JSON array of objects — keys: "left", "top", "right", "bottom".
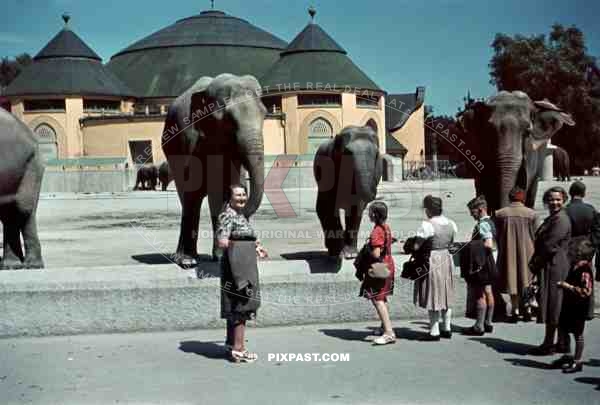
[
  {"left": 440, "top": 330, "right": 452, "bottom": 339},
  {"left": 507, "top": 314, "right": 519, "bottom": 324},
  {"left": 484, "top": 324, "right": 493, "bottom": 333},
  {"left": 420, "top": 334, "right": 441, "bottom": 341},
  {"left": 463, "top": 326, "right": 485, "bottom": 336},
  {"left": 527, "top": 344, "right": 556, "bottom": 356},
  {"left": 562, "top": 361, "right": 583, "bottom": 373},
  {"left": 550, "top": 355, "right": 574, "bottom": 369}
]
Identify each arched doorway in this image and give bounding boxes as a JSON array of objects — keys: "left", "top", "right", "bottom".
[
  {"left": 34, "top": 123, "right": 58, "bottom": 162},
  {"left": 366, "top": 118, "right": 378, "bottom": 133},
  {"left": 307, "top": 117, "right": 333, "bottom": 154}
]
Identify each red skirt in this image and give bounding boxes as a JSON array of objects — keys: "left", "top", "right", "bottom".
[{"left": 359, "top": 256, "right": 395, "bottom": 301}]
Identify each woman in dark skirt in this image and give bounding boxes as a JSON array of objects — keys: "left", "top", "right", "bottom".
[
  {"left": 216, "top": 184, "right": 268, "bottom": 363},
  {"left": 528, "top": 186, "right": 571, "bottom": 355},
  {"left": 358, "top": 201, "right": 396, "bottom": 345}
]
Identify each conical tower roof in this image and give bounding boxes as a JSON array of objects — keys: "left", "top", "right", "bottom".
[
  {"left": 106, "top": 9, "right": 287, "bottom": 98},
  {"left": 5, "top": 14, "right": 134, "bottom": 97},
  {"left": 260, "top": 8, "right": 382, "bottom": 93}
]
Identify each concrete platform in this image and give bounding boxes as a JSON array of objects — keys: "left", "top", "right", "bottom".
[{"left": 2, "top": 255, "right": 599, "bottom": 338}]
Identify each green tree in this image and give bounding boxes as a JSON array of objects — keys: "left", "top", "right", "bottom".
[
  {"left": 489, "top": 24, "right": 600, "bottom": 173},
  {"left": 0, "top": 53, "right": 32, "bottom": 92}
]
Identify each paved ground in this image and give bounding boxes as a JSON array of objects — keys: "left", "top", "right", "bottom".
[
  {"left": 27, "top": 177, "right": 596, "bottom": 268},
  {"left": 0, "top": 318, "right": 598, "bottom": 405}
]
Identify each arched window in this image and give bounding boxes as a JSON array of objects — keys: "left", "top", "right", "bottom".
[
  {"left": 35, "top": 123, "right": 58, "bottom": 162},
  {"left": 307, "top": 117, "right": 333, "bottom": 154},
  {"left": 366, "top": 118, "right": 378, "bottom": 133}
]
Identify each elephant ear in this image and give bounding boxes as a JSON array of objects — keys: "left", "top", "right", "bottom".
[
  {"left": 530, "top": 100, "right": 576, "bottom": 150},
  {"left": 190, "top": 90, "right": 225, "bottom": 129}
]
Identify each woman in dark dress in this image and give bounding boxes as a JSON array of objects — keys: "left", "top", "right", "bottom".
[
  {"left": 528, "top": 186, "right": 571, "bottom": 355},
  {"left": 358, "top": 201, "right": 396, "bottom": 345},
  {"left": 216, "top": 184, "right": 268, "bottom": 363}
]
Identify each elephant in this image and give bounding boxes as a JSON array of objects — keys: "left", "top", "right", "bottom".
[
  {"left": 133, "top": 164, "right": 158, "bottom": 190},
  {"left": 162, "top": 73, "right": 266, "bottom": 268},
  {"left": 457, "top": 91, "right": 575, "bottom": 214},
  {"left": 157, "top": 161, "right": 173, "bottom": 191},
  {"left": 0, "top": 107, "right": 44, "bottom": 270},
  {"left": 553, "top": 146, "right": 570, "bottom": 181},
  {"left": 313, "top": 125, "right": 383, "bottom": 259}
]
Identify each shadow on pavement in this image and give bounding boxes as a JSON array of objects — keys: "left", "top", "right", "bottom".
[
  {"left": 280, "top": 251, "right": 342, "bottom": 274},
  {"left": 393, "top": 327, "right": 432, "bottom": 341},
  {"left": 504, "top": 358, "right": 551, "bottom": 369},
  {"left": 319, "top": 328, "right": 371, "bottom": 342},
  {"left": 574, "top": 377, "right": 600, "bottom": 391},
  {"left": 469, "top": 337, "right": 537, "bottom": 355},
  {"left": 584, "top": 358, "right": 600, "bottom": 367},
  {"left": 178, "top": 341, "right": 227, "bottom": 360},
  {"left": 131, "top": 253, "right": 213, "bottom": 265}
]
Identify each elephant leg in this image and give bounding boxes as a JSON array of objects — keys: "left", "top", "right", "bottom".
[
  {"left": 21, "top": 212, "right": 43, "bottom": 269},
  {"left": 316, "top": 192, "right": 343, "bottom": 256},
  {"left": 343, "top": 205, "right": 362, "bottom": 259},
  {"left": 1, "top": 215, "right": 24, "bottom": 270},
  {"left": 526, "top": 178, "right": 539, "bottom": 209},
  {"left": 161, "top": 181, "right": 167, "bottom": 192},
  {"left": 175, "top": 191, "right": 204, "bottom": 268}
]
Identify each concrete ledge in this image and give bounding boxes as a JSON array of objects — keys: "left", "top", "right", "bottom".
[{"left": 1, "top": 256, "right": 598, "bottom": 338}]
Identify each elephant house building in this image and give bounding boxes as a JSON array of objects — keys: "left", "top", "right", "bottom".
[{"left": 3, "top": 8, "right": 425, "bottom": 192}]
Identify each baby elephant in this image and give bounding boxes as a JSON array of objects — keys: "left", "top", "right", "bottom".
[
  {"left": 313, "top": 125, "right": 383, "bottom": 259},
  {"left": 0, "top": 108, "right": 45, "bottom": 269},
  {"left": 134, "top": 164, "right": 158, "bottom": 190}
]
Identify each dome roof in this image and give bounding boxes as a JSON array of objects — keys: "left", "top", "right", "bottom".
[
  {"left": 106, "top": 10, "right": 288, "bottom": 98},
  {"left": 5, "top": 17, "right": 134, "bottom": 98},
  {"left": 260, "top": 13, "right": 381, "bottom": 93}
]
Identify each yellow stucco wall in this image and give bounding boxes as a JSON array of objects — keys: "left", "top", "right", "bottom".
[
  {"left": 391, "top": 103, "right": 424, "bottom": 162},
  {"left": 13, "top": 101, "right": 70, "bottom": 159},
  {"left": 82, "top": 119, "right": 166, "bottom": 164},
  {"left": 263, "top": 117, "right": 285, "bottom": 155},
  {"left": 279, "top": 92, "right": 386, "bottom": 155}
]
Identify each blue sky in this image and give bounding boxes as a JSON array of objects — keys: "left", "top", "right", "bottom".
[{"left": 1, "top": 0, "right": 598, "bottom": 115}]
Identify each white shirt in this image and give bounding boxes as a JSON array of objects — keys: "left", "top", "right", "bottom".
[{"left": 416, "top": 215, "right": 458, "bottom": 238}]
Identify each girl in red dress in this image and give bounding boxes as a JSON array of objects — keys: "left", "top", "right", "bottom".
[{"left": 359, "top": 201, "right": 396, "bottom": 345}]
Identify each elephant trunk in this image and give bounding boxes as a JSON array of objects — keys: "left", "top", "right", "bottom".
[
  {"left": 238, "top": 128, "right": 265, "bottom": 218},
  {"left": 496, "top": 153, "right": 522, "bottom": 211}
]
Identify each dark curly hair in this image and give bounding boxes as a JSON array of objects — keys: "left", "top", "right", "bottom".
[
  {"left": 423, "top": 195, "right": 442, "bottom": 217},
  {"left": 575, "top": 239, "right": 595, "bottom": 262},
  {"left": 542, "top": 186, "right": 568, "bottom": 205},
  {"left": 369, "top": 201, "right": 388, "bottom": 225}
]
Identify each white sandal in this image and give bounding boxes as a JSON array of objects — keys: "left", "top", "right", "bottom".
[
  {"left": 229, "top": 349, "right": 258, "bottom": 363},
  {"left": 373, "top": 334, "right": 396, "bottom": 345}
]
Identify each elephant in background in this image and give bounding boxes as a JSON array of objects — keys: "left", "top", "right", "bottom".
[
  {"left": 313, "top": 125, "right": 382, "bottom": 259},
  {"left": 0, "top": 108, "right": 44, "bottom": 269},
  {"left": 133, "top": 164, "right": 158, "bottom": 190},
  {"left": 158, "top": 161, "right": 173, "bottom": 191},
  {"left": 162, "top": 73, "right": 266, "bottom": 268},
  {"left": 553, "top": 146, "right": 570, "bottom": 181},
  {"left": 457, "top": 91, "right": 575, "bottom": 213}
]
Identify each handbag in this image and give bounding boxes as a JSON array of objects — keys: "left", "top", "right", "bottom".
[
  {"left": 354, "top": 225, "right": 390, "bottom": 280},
  {"left": 401, "top": 255, "right": 426, "bottom": 280}
]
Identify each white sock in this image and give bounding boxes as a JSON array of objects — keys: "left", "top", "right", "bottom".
[
  {"left": 441, "top": 308, "right": 452, "bottom": 332},
  {"left": 429, "top": 310, "right": 440, "bottom": 336}
]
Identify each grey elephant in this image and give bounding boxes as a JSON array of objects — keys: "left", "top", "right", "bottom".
[
  {"left": 313, "top": 125, "right": 382, "bottom": 259},
  {"left": 157, "top": 161, "right": 173, "bottom": 191},
  {"left": 457, "top": 91, "right": 575, "bottom": 213},
  {"left": 0, "top": 108, "right": 44, "bottom": 269},
  {"left": 133, "top": 164, "right": 158, "bottom": 190},
  {"left": 553, "top": 146, "right": 570, "bottom": 181},
  {"left": 162, "top": 73, "right": 266, "bottom": 267}
]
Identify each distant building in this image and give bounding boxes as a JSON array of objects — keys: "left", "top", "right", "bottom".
[{"left": 5, "top": 8, "right": 424, "bottom": 167}]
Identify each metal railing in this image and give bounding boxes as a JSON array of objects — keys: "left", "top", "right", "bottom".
[{"left": 403, "top": 159, "right": 457, "bottom": 180}]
